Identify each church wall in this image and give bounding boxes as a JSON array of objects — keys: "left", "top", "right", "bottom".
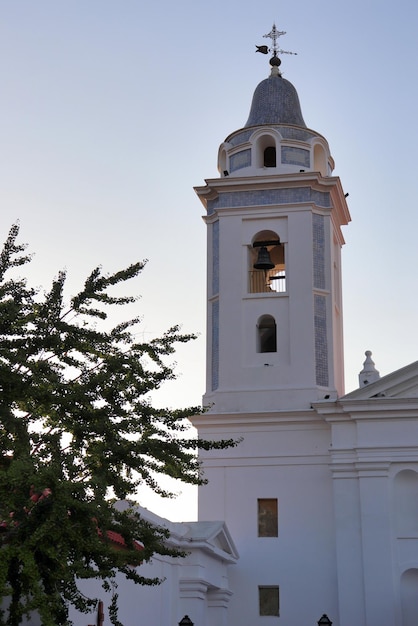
[
  {"left": 67, "top": 556, "right": 176, "bottom": 626},
  {"left": 323, "top": 398, "right": 418, "bottom": 626},
  {"left": 197, "top": 417, "right": 339, "bottom": 624}
]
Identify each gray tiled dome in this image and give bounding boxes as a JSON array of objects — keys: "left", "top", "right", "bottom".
[{"left": 245, "top": 75, "right": 306, "bottom": 128}]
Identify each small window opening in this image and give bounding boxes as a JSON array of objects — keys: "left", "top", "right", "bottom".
[
  {"left": 257, "top": 316, "right": 277, "bottom": 353},
  {"left": 258, "top": 498, "right": 278, "bottom": 536},
  {"left": 264, "top": 146, "right": 276, "bottom": 167},
  {"left": 259, "top": 586, "right": 280, "bottom": 616}
]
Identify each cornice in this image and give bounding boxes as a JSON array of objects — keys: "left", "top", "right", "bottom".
[
  {"left": 194, "top": 173, "right": 351, "bottom": 235},
  {"left": 195, "top": 171, "right": 338, "bottom": 200},
  {"left": 314, "top": 396, "right": 418, "bottom": 422},
  {"left": 191, "top": 408, "right": 325, "bottom": 430}
]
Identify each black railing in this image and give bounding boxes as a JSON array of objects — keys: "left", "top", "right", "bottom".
[{"left": 249, "top": 269, "right": 286, "bottom": 293}]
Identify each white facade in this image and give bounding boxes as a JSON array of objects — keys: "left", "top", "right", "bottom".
[
  {"left": 317, "top": 363, "right": 418, "bottom": 626},
  {"left": 192, "top": 58, "right": 418, "bottom": 626}
]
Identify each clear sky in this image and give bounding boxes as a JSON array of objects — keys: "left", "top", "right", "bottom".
[{"left": 1, "top": 1, "right": 418, "bottom": 521}]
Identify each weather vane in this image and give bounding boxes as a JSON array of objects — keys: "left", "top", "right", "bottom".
[{"left": 256, "top": 23, "right": 297, "bottom": 72}]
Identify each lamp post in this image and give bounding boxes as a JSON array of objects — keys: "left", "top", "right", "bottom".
[
  {"left": 317, "top": 614, "right": 332, "bottom": 626},
  {"left": 179, "top": 616, "right": 194, "bottom": 626}
]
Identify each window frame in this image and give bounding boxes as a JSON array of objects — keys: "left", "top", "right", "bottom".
[
  {"left": 259, "top": 585, "right": 280, "bottom": 617},
  {"left": 258, "top": 498, "right": 278, "bottom": 537}
]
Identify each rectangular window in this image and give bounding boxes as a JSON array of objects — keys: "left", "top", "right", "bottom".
[
  {"left": 259, "top": 586, "right": 280, "bottom": 616},
  {"left": 258, "top": 498, "right": 278, "bottom": 537}
]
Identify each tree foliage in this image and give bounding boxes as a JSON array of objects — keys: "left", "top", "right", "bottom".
[{"left": 0, "top": 224, "right": 234, "bottom": 626}]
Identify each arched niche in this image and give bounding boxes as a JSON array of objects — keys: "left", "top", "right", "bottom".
[
  {"left": 313, "top": 143, "right": 328, "bottom": 177},
  {"left": 394, "top": 469, "right": 418, "bottom": 537},
  {"left": 218, "top": 147, "right": 228, "bottom": 176},
  {"left": 401, "top": 568, "right": 418, "bottom": 626},
  {"left": 254, "top": 134, "right": 277, "bottom": 169},
  {"left": 257, "top": 315, "right": 277, "bottom": 353}
]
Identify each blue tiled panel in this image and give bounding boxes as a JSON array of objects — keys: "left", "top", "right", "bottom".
[
  {"left": 314, "top": 294, "right": 329, "bottom": 387},
  {"left": 212, "top": 300, "right": 219, "bottom": 391},
  {"left": 230, "top": 149, "right": 251, "bottom": 172},
  {"left": 226, "top": 125, "right": 317, "bottom": 149},
  {"left": 212, "top": 220, "right": 219, "bottom": 295},
  {"left": 228, "top": 129, "right": 253, "bottom": 146},
  {"left": 281, "top": 146, "right": 310, "bottom": 167},
  {"left": 207, "top": 188, "right": 331, "bottom": 214},
  {"left": 313, "top": 213, "right": 326, "bottom": 290},
  {"left": 279, "top": 127, "right": 316, "bottom": 142}
]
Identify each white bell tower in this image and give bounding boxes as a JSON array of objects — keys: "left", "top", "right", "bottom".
[
  {"left": 195, "top": 31, "right": 350, "bottom": 415},
  {"left": 192, "top": 26, "right": 351, "bottom": 626}
]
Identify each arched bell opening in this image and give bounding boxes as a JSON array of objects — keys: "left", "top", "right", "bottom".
[
  {"left": 257, "top": 315, "right": 277, "bottom": 353},
  {"left": 264, "top": 146, "right": 276, "bottom": 168},
  {"left": 249, "top": 231, "right": 286, "bottom": 293},
  {"left": 254, "top": 134, "right": 277, "bottom": 169}
]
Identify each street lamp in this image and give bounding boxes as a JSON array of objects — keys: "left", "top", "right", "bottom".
[
  {"left": 317, "top": 614, "right": 332, "bottom": 626},
  {"left": 179, "top": 616, "right": 194, "bottom": 626}
]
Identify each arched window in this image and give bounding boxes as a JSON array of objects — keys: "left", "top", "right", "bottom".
[
  {"left": 264, "top": 146, "right": 276, "bottom": 168},
  {"left": 394, "top": 470, "right": 418, "bottom": 536},
  {"left": 401, "top": 569, "right": 418, "bottom": 626},
  {"left": 249, "top": 230, "right": 286, "bottom": 294},
  {"left": 254, "top": 134, "right": 277, "bottom": 169},
  {"left": 257, "top": 315, "right": 277, "bottom": 353}
]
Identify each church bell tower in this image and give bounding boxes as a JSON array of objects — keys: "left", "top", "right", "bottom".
[
  {"left": 195, "top": 26, "right": 350, "bottom": 415},
  {"left": 193, "top": 25, "right": 351, "bottom": 626}
]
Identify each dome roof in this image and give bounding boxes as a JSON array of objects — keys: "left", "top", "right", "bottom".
[{"left": 244, "top": 72, "right": 306, "bottom": 128}]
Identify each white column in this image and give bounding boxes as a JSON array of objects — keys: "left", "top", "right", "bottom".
[
  {"left": 357, "top": 463, "right": 396, "bottom": 626},
  {"left": 331, "top": 462, "right": 367, "bottom": 626},
  {"left": 179, "top": 579, "right": 208, "bottom": 626},
  {"left": 207, "top": 589, "right": 232, "bottom": 626}
]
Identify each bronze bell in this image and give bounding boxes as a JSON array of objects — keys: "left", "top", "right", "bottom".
[{"left": 254, "top": 246, "right": 274, "bottom": 270}]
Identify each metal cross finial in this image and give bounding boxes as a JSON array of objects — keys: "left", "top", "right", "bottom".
[
  {"left": 263, "top": 24, "right": 286, "bottom": 56},
  {"left": 263, "top": 23, "right": 297, "bottom": 57},
  {"left": 255, "top": 23, "right": 297, "bottom": 68}
]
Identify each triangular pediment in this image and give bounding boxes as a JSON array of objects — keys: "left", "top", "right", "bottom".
[
  {"left": 179, "top": 521, "right": 239, "bottom": 560},
  {"left": 342, "top": 361, "right": 418, "bottom": 400},
  {"left": 118, "top": 503, "right": 239, "bottom": 563}
]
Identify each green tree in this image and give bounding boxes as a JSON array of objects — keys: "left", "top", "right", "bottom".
[{"left": 0, "top": 224, "right": 234, "bottom": 626}]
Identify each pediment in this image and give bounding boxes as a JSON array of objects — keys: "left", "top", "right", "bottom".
[
  {"left": 342, "top": 361, "right": 418, "bottom": 401},
  {"left": 118, "top": 503, "right": 239, "bottom": 563},
  {"left": 180, "top": 521, "right": 239, "bottom": 561}
]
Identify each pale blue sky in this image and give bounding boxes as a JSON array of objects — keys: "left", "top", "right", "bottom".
[{"left": 1, "top": 1, "right": 417, "bottom": 520}]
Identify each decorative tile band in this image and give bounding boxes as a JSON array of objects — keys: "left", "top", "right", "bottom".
[
  {"left": 313, "top": 213, "right": 326, "bottom": 290},
  {"left": 228, "top": 129, "right": 253, "bottom": 146},
  {"left": 207, "top": 188, "right": 330, "bottom": 214},
  {"left": 212, "top": 220, "right": 219, "bottom": 295},
  {"left": 211, "top": 299, "right": 219, "bottom": 391},
  {"left": 281, "top": 146, "right": 310, "bottom": 168},
  {"left": 314, "top": 294, "right": 329, "bottom": 387},
  {"left": 279, "top": 126, "right": 317, "bottom": 141},
  {"left": 226, "top": 125, "right": 318, "bottom": 147},
  {"left": 230, "top": 149, "right": 251, "bottom": 172}
]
